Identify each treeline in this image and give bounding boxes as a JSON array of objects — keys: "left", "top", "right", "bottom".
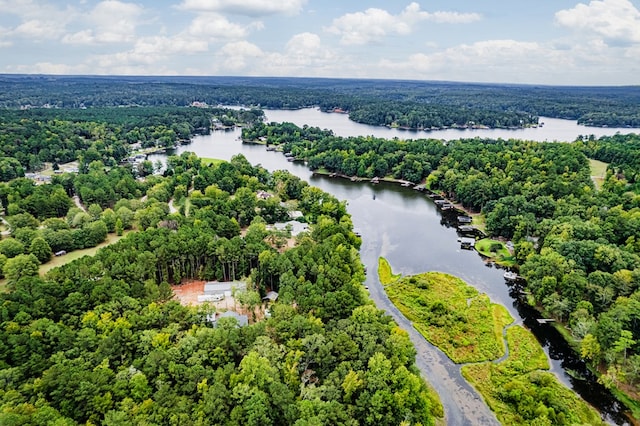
[
  {"left": 347, "top": 101, "right": 537, "bottom": 129},
  {"left": 0, "top": 163, "right": 151, "bottom": 279},
  {"left": 0, "top": 154, "right": 441, "bottom": 425},
  {"left": 579, "top": 132, "right": 640, "bottom": 186},
  {"left": 3, "top": 74, "right": 640, "bottom": 127},
  {"left": 0, "top": 106, "right": 263, "bottom": 175},
  {"left": 244, "top": 121, "right": 640, "bottom": 403}
]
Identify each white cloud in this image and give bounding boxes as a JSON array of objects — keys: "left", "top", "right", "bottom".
[
  {"left": 187, "top": 12, "right": 250, "bottom": 39},
  {"left": 132, "top": 36, "right": 208, "bottom": 56},
  {"left": 61, "top": 1, "right": 144, "bottom": 44},
  {"left": 61, "top": 30, "right": 94, "bottom": 45},
  {"left": 90, "top": 0, "right": 144, "bottom": 43},
  {"left": 211, "top": 33, "right": 338, "bottom": 76},
  {"left": 285, "top": 32, "right": 323, "bottom": 56},
  {"left": 326, "top": 2, "right": 481, "bottom": 45},
  {"left": 555, "top": 0, "right": 640, "bottom": 44},
  {"left": 0, "top": 0, "right": 76, "bottom": 41},
  {"left": 378, "top": 40, "right": 574, "bottom": 83},
  {"left": 13, "top": 19, "right": 64, "bottom": 39},
  {"left": 7, "top": 61, "right": 89, "bottom": 75},
  {"left": 0, "top": 26, "right": 11, "bottom": 47},
  {"left": 177, "top": 0, "right": 307, "bottom": 17},
  {"left": 216, "top": 40, "right": 264, "bottom": 71}
]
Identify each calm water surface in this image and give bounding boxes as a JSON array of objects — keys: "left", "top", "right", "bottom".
[
  {"left": 149, "top": 110, "right": 637, "bottom": 425},
  {"left": 264, "top": 107, "right": 640, "bottom": 142}
]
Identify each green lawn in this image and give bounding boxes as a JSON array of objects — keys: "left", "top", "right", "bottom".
[
  {"left": 40, "top": 232, "right": 129, "bottom": 275},
  {"left": 1, "top": 232, "right": 128, "bottom": 292},
  {"left": 475, "top": 238, "right": 516, "bottom": 267},
  {"left": 589, "top": 158, "right": 609, "bottom": 190},
  {"left": 201, "top": 157, "right": 226, "bottom": 166}
]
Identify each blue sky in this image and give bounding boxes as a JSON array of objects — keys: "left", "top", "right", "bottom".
[{"left": 0, "top": 0, "right": 639, "bottom": 85}]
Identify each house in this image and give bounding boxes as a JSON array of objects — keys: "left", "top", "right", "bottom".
[
  {"left": 269, "top": 220, "right": 309, "bottom": 237},
  {"left": 208, "top": 311, "right": 248, "bottom": 327},
  {"left": 287, "top": 210, "right": 304, "bottom": 220},
  {"left": 262, "top": 291, "right": 279, "bottom": 302},
  {"left": 202, "top": 281, "right": 247, "bottom": 300}
]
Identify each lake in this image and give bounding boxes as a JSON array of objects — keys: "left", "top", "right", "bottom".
[
  {"left": 149, "top": 109, "right": 639, "bottom": 425},
  {"left": 263, "top": 107, "right": 640, "bottom": 142}
]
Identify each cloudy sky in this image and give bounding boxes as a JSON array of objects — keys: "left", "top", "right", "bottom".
[{"left": 0, "top": 0, "right": 639, "bottom": 85}]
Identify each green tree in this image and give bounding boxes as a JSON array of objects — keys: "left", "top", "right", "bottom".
[
  {"left": 3, "top": 253, "right": 39, "bottom": 282},
  {"left": 29, "top": 236, "right": 53, "bottom": 263},
  {"left": 115, "top": 218, "right": 124, "bottom": 236},
  {"left": 0, "top": 237, "right": 25, "bottom": 258},
  {"left": 581, "top": 333, "right": 602, "bottom": 362}
]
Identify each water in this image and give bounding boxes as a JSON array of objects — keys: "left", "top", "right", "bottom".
[
  {"left": 263, "top": 108, "right": 640, "bottom": 142},
  {"left": 148, "top": 111, "right": 636, "bottom": 424}
]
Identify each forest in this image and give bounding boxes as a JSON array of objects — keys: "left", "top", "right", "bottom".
[
  {"left": 0, "top": 106, "right": 263, "bottom": 174},
  {"left": 244, "top": 121, "right": 640, "bottom": 410},
  {"left": 2, "top": 74, "right": 640, "bottom": 128},
  {"left": 0, "top": 152, "right": 442, "bottom": 425}
]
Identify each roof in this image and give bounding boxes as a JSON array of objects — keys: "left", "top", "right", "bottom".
[
  {"left": 271, "top": 220, "right": 309, "bottom": 237},
  {"left": 263, "top": 291, "right": 279, "bottom": 301},
  {"left": 204, "top": 281, "right": 247, "bottom": 293},
  {"left": 460, "top": 237, "right": 476, "bottom": 246},
  {"left": 218, "top": 311, "right": 248, "bottom": 327}
]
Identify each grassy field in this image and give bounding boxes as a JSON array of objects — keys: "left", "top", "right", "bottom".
[
  {"left": 39, "top": 232, "right": 129, "bottom": 275},
  {"left": 386, "top": 271, "right": 513, "bottom": 363},
  {"left": 1, "top": 231, "right": 129, "bottom": 292},
  {"left": 589, "top": 158, "right": 609, "bottom": 190},
  {"left": 201, "top": 157, "right": 226, "bottom": 166},
  {"left": 470, "top": 213, "right": 486, "bottom": 233},
  {"left": 475, "top": 238, "right": 516, "bottom": 267},
  {"left": 377, "top": 257, "right": 402, "bottom": 285},
  {"left": 461, "top": 326, "right": 603, "bottom": 425}
]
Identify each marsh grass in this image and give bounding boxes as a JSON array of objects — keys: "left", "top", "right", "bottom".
[
  {"left": 461, "top": 326, "right": 603, "bottom": 425},
  {"left": 387, "top": 271, "right": 513, "bottom": 363},
  {"left": 378, "top": 257, "right": 401, "bottom": 285}
]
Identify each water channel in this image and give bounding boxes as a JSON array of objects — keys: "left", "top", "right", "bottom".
[{"left": 149, "top": 110, "right": 640, "bottom": 425}]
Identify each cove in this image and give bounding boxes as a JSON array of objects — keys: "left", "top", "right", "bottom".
[{"left": 148, "top": 110, "right": 639, "bottom": 425}]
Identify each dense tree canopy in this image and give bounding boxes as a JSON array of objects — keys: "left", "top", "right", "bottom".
[{"left": 0, "top": 155, "right": 441, "bottom": 425}]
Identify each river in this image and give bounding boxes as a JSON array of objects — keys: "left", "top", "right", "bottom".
[{"left": 149, "top": 110, "right": 640, "bottom": 425}]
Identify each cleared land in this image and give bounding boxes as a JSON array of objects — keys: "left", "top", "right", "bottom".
[
  {"left": 589, "top": 158, "right": 609, "bottom": 190},
  {"left": 39, "top": 232, "right": 128, "bottom": 276}
]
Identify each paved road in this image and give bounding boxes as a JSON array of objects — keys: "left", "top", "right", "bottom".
[{"left": 360, "top": 229, "right": 501, "bottom": 426}]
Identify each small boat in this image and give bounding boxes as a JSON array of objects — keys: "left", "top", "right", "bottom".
[{"left": 504, "top": 271, "right": 518, "bottom": 281}]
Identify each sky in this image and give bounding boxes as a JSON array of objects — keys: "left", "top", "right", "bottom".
[{"left": 0, "top": 0, "right": 639, "bottom": 85}]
